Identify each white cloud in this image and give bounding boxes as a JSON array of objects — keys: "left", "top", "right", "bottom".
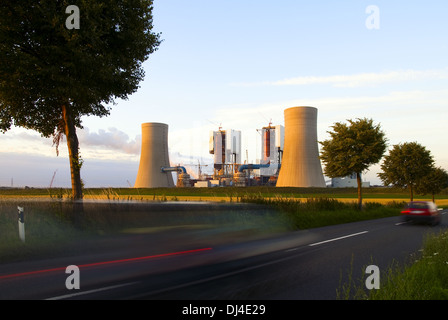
[
  {"left": 231, "top": 68, "right": 448, "bottom": 88},
  {"left": 78, "top": 127, "right": 141, "bottom": 156},
  {"left": 0, "top": 126, "right": 141, "bottom": 159}
]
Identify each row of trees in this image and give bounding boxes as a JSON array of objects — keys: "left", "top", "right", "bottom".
[{"left": 319, "top": 118, "right": 448, "bottom": 209}]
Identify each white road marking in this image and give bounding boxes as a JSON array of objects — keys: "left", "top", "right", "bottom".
[
  {"left": 46, "top": 282, "right": 139, "bottom": 300},
  {"left": 308, "top": 231, "right": 369, "bottom": 247}
]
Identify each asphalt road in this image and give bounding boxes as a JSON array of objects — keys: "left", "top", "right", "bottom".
[{"left": 0, "top": 209, "right": 446, "bottom": 301}]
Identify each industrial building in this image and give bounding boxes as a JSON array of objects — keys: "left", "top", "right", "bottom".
[
  {"left": 134, "top": 106, "right": 328, "bottom": 189},
  {"left": 257, "top": 123, "right": 284, "bottom": 178},
  {"left": 209, "top": 128, "right": 242, "bottom": 180},
  {"left": 134, "top": 122, "right": 174, "bottom": 188},
  {"left": 276, "top": 107, "right": 326, "bottom": 188},
  {"left": 331, "top": 173, "right": 371, "bottom": 188},
  {"left": 134, "top": 122, "right": 191, "bottom": 188}
]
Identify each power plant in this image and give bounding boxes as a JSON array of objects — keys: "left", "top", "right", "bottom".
[{"left": 134, "top": 106, "right": 327, "bottom": 188}]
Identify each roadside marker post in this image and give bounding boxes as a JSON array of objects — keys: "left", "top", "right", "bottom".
[{"left": 17, "top": 206, "right": 25, "bottom": 243}]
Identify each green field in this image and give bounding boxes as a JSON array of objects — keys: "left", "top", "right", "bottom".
[{"left": 1, "top": 186, "right": 447, "bottom": 203}]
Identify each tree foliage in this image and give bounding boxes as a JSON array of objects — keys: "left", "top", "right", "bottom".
[
  {"left": 319, "top": 118, "right": 387, "bottom": 209},
  {"left": 416, "top": 166, "right": 448, "bottom": 202},
  {"left": 0, "top": 0, "right": 161, "bottom": 199},
  {"left": 378, "top": 142, "right": 435, "bottom": 201}
]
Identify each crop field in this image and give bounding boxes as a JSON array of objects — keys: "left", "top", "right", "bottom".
[{"left": 1, "top": 186, "right": 447, "bottom": 205}]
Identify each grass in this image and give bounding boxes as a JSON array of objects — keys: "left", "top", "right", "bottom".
[
  {"left": 373, "top": 230, "right": 448, "bottom": 300},
  {"left": 239, "top": 194, "right": 404, "bottom": 230},
  {"left": 338, "top": 230, "right": 448, "bottom": 300},
  {"left": 0, "top": 200, "right": 88, "bottom": 263},
  {"left": 1, "top": 185, "right": 447, "bottom": 201}
]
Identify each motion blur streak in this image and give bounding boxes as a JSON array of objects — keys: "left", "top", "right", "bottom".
[{"left": 0, "top": 247, "right": 212, "bottom": 280}]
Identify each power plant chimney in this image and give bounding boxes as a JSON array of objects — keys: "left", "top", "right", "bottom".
[
  {"left": 276, "top": 106, "right": 326, "bottom": 188},
  {"left": 134, "top": 122, "right": 175, "bottom": 188}
]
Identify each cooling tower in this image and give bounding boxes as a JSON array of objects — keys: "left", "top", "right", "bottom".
[
  {"left": 134, "top": 123, "right": 175, "bottom": 188},
  {"left": 276, "top": 107, "right": 326, "bottom": 187}
]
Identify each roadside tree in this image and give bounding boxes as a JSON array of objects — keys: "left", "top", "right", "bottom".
[
  {"left": 319, "top": 118, "right": 387, "bottom": 210},
  {"left": 0, "top": 0, "right": 161, "bottom": 200},
  {"left": 416, "top": 166, "right": 448, "bottom": 202},
  {"left": 378, "top": 142, "right": 434, "bottom": 201}
]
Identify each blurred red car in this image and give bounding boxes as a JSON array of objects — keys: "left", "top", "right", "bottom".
[{"left": 401, "top": 201, "right": 441, "bottom": 226}]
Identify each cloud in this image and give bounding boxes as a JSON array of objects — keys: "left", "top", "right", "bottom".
[
  {"left": 78, "top": 127, "right": 141, "bottom": 155},
  {"left": 231, "top": 68, "right": 448, "bottom": 88},
  {"left": 0, "top": 126, "right": 142, "bottom": 159}
]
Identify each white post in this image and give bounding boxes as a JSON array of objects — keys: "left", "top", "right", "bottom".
[{"left": 17, "top": 206, "right": 25, "bottom": 243}]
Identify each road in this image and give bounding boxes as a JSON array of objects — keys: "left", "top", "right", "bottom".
[{"left": 0, "top": 208, "right": 446, "bottom": 301}]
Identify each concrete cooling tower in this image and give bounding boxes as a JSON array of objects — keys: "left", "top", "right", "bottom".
[
  {"left": 276, "top": 106, "right": 326, "bottom": 188},
  {"left": 134, "top": 122, "right": 175, "bottom": 188}
]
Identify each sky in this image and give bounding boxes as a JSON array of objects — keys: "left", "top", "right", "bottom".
[{"left": 1, "top": 0, "right": 448, "bottom": 188}]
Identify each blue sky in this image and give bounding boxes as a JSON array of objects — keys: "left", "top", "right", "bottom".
[{"left": 1, "top": 0, "right": 447, "bottom": 188}]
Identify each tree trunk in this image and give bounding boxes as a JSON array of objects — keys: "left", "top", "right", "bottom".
[
  {"left": 409, "top": 184, "right": 414, "bottom": 202},
  {"left": 356, "top": 172, "right": 363, "bottom": 210},
  {"left": 62, "top": 104, "right": 83, "bottom": 201}
]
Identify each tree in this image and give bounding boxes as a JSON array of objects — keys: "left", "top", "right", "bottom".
[
  {"left": 416, "top": 167, "right": 448, "bottom": 202},
  {"left": 319, "top": 118, "right": 387, "bottom": 210},
  {"left": 378, "top": 142, "right": 434, "bottom": 201},
  {"left": 0, "top": 0, "right": 161, "bottom": 200}
]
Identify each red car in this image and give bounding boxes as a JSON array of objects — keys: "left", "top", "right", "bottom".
[{"left": 401, "top": 201, "right": 441, "bottom": 226}]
